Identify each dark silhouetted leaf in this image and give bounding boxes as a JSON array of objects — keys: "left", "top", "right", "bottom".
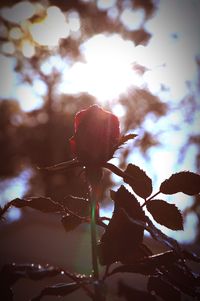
[
  {"left": 146, "top": 199, "right": 183, "bottom": 230},
  {"left": 11, "top": 197, "right": 60, "bottom": 213},
  {"left": 0, "top": 202, "right": 11, "bottom": 219},
  {"left": 99, "top": 186, "right": 146, "bottom": 265},
  {"left": 110, "top": 186, "right": 146, "bottom": 221},
  {"left": 164, "top": 262, "right": 200, "bottom": 298},
  {"left": 124, "top": 212, "right": 181, "bottom": 253},
  {"left": 160, "top": 171, "right": 200, "bottom": 195},
  {"left": 0, "top": 285, "right": 13, "bottom": 301},
  {"left": 61, "top": 214, "right": 82, "bottom": 232},
  {"left": 31, "top": 282, "right": 80, "bottom": 301},
  {"left": 182, "top": 250, "right": 200, "bottom": 263},
  {"left": 62, "top": 195, "right": 90, "bottom": 217},
  {"left": 0, "top": 263, "right": 62, "bottom": 301},
  {"left": 118, "top": 281, "right": 156, "bottom": 301},
  {"left": 0, "top": 263, "right": 61, "bottom": 286},
  {"left": 124, "top": 164, "right": 152, "bottom": 198},
  {"left": 117, "top": 134, "right": 137, "bottom": 148},
  {"left": 145, "top": 216, "right": 181, "bottom": 253},
  {"left": 99, "top": 186, "right": 145, "bottom": 265},
  {"left": 110, "top": 250, "right": 179, "bottom": 276},
  {"left": 148, "top": 276, "right": 181, "bottom": 301}
]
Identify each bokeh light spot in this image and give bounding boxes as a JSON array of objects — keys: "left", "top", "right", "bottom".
[
  {"left": 29, "top": 6, "right": 70, "bottom": 46},
  {"left": 120, "top": 8, "right": 145, "bottom": 31},
  {"left": 1, "top": 1, "right": 36, "bottom": 23}
]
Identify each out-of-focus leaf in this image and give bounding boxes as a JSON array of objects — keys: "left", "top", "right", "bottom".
[
  {"left": 182, "top": 250, "right": 200, "bottom": 263},
  {"left": 117, "top": 134, "right": 137, "bottom": 148},
  {"left": 164, "top": 262, "right": 200, "bottom": 298},
  {"left": 0, "top": 263, "right": 62, "bottom": 301},
  {"left": 110, "top": 250, "right": 179, "bottom": 276},
  {"left": 31, "top": 282, "right": 80, "bottom": 301},
  {"left": 148, "top": 276, "right": 181, "bottom": 301},
  {"left": 160, "top": 171, "right": 200, "bottom": 195},
  {"left": 0, "top": 285, "right": 13, "bottom": 301},
  {"left": 61, "top": 214, "right": 82, "bottom": 232},
  {"left": 124, "top": 164, "right": 152, "bottom": 198},
  {"left": 0, "top": 263, "right": 61, "bottom": 286},
  {"left": 62, "top": 195, "right": 90, "bottom": 217},
  {"left": 11, "top": 197, "right": 60, "bottom": 213},
  {"left": 118, "top": 281, "right": 156, "bottom": 301},
  {"left": 146, "top": 199, "right": 183, "bottom": 230}
]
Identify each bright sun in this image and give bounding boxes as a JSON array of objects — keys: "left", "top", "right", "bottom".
[{"left": 60, "top": 34, "right": 141, "bottom": 102}]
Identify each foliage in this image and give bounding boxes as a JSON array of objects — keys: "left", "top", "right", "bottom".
[{"left": 1, "top": 105, "right": 200, "bottom": 301}]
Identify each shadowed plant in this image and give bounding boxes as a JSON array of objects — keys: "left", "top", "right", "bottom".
[{"left": 1, "top": 105, "right": 200, "bottom": 301}]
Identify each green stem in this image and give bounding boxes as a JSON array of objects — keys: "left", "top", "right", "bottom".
[
  {"left": 89, "top": 184, "right": 105, "bottom": 301},
  {"left": 86, "top": 166, "right": 105, "bottom": 301},
  {"left": 90, "top": 187, "right": 99, "bottom": 281}
]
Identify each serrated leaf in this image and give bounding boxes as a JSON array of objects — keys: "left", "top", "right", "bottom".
[
  {"left": 110, "top": 186, "right": 146, "bottom": 222},
  {"left": 61, "top": 214, "right": 82, "bottom": 232},
  {"left": 0, "top": 263, "right": 61, "bottom": 286},
  {"left": 124, "top": 164, "right": 152, "bottom": 198},
  {"left": 122, "top": 211, "right": 181, "bottom": 253},
  {"left": 62, "top": 195, "right": 90, "bottom": 217},
  {"left": 11, "top": 197, "right": 60, "bottom": 213},
  {"left": 160, "top": 171, "right": 200, "bottom": 195},
  {"left": 110, "top": 250, "right": 179, "bottom": 276},
  {"left": 98, "top": 209, "right": 144, "bottom": 265},
  {"left": 146, "top": 199, "right": 183, "bottom": 230},
  {"left": 31, "top": 282, "right": 80, "bottom": 301},
  {"left": 99, "top": 186, "right": 146, "bottom": 265},
  {"left": 117, "top": 134, "right": 137, "bottom": 148}
]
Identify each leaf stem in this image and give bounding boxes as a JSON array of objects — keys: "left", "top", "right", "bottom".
[{"left": 141, "top": 191, "right": 161, "bottom": 208}]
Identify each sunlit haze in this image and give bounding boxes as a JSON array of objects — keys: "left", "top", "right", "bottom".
[
  {"left": 59, "top": 34, "right": 142, "bottom": 101},
  {"left": 0, "top": 0, "right": 200, "bottom": 243}
]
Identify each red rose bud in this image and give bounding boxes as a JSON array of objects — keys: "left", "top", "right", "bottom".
[{"left": 69, "top": 105, "right": 120, "bottom": 166}]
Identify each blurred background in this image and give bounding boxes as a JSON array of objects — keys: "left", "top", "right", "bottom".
[{"left": 0, "top": 0, "right": 200, "bottom": 300}]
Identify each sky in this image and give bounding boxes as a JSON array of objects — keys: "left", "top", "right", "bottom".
[{"left": 0, "top": 0, "right": 200, "bottom": 242}]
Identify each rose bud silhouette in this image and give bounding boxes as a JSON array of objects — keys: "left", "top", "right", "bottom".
[{"left": 69, "top": 105, "right": 120, "bottom": 167}]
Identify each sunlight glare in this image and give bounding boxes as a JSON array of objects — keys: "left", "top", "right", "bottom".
[{"left": 60, "top": 34, "right": 142, "bottom": 101}]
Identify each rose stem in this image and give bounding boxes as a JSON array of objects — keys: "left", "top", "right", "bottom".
[
  {"left": 89, "top": 183, "right": 105, "bottom": 301},
  {"left": 90, "top": 185, "right": 99, "bottom": 281}
]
